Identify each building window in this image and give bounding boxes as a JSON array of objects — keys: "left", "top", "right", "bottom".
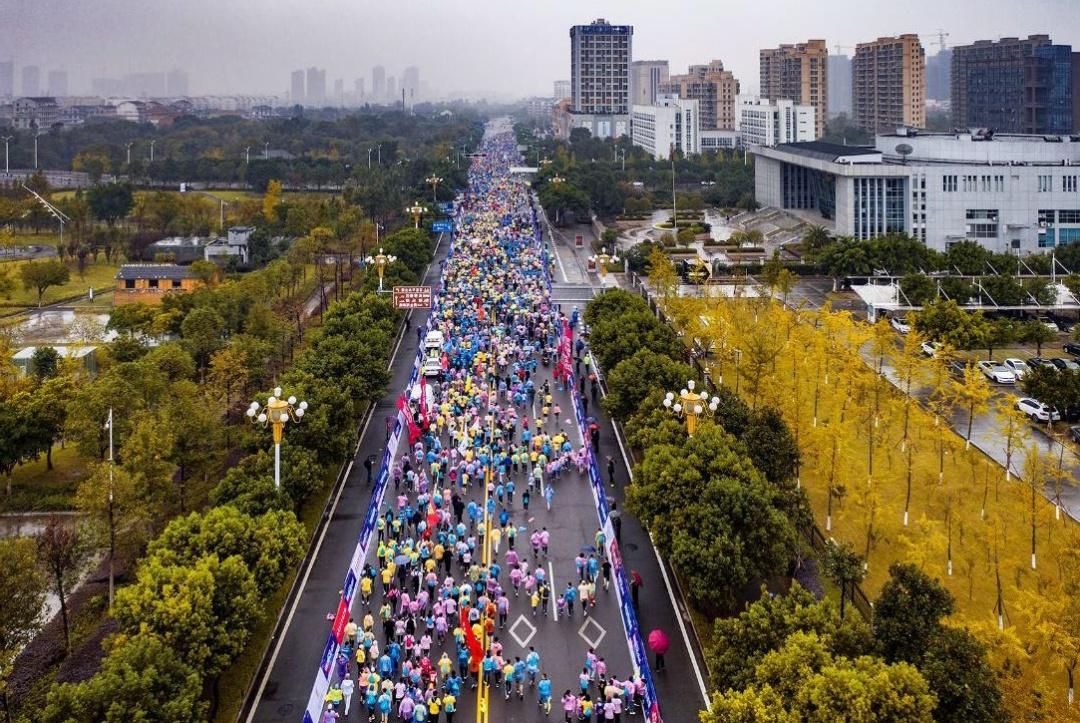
[
  {"left": 1065, "top": 176, "right": 1078, "bottom": 193},
  {"left": 942, "top": 175, "right": 957, "bottom": 192},
  {"left": 148, "top": 278, "right": 159, "bottom": 289},
  {"left": 124, "top": 279, "right": 135, "bottom": 289},
  {"left": 172, "top": 279, "right": 182, "bottom": 289},
  {"left": 1058, "top": 210, "right": 1080, "bottom": 224},
  {"left": 966, "top": 209, "right": 999, "bottom": 239},
  {"left": 1038, "top": 174, "right": 1052, "bottom": 192}
]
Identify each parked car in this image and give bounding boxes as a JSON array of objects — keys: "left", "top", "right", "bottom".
[
  {"left": 1071, "top": 426, "right": 1080, "bottom": 444},
  {"left": 1028, "top": 357, "right": 1056, "bottom": 369},
  {"left": 1002, "top": 358, "right": 1030, "bottom": 379},
  {"left": 1050, "top": 357, "right": 1080, "bottom": 372},
  {"left": 890, "top": 316, "right": 911, "bottom": 334},
  {"left": 921, "top": 341, "right": 942, "bottom": 357},
  {"left": 978, "top": 361, "right": 1016, "bottom": 384},
  {"left": 1016, "top": 397, "right": 1061, "bottom": 423},
  {"left": 1064, "top": 341, "right": 1080, "bottom": 357}
]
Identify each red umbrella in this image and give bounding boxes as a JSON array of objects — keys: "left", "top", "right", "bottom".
[
  {"left": 629, "top": 570, "right": 644, "bottom": 588},
  {"left": 647, "top": 629, "right": 669, "bottom": 655}
]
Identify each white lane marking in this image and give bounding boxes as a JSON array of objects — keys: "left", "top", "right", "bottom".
[
  {"left": 553, "top": 241, "right": 569, "bottom": 283},
  {"left": 592, "top": 351, "right": 711, "bottom": 709},
  {"left": 578, "top": 617, "right": 607, "bottom": 648},
  {"left": 510, "top": 614, "right": 538, "bottom": 648},
  {"left": 246, "top": 233, "right": 440, "bottom": 720},
  {"left": 548, "top": 560, "right": 558, "bottom": 621}
]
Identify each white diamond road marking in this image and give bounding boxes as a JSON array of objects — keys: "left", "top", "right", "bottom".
[
  {"left": 509, "top": 614, "right": 537, "bottom": 649},
  {"left": 577, "top": 617, "right": 606, "bottom": 649}
]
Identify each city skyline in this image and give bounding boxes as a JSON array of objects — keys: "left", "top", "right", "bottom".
[{"left": 1, "top": 0, "right": 1078, "bottom": 99}]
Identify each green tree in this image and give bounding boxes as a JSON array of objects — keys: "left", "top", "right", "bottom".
[
  {"left": 874, "top": 563, "right": 954, "bottom": 665},
  {"left": 86, "top": 182, "right": 134, "bottom": 227},
  {"left": 113, "top": 554, "right": 259, "bottom": 676},
  {"left": 823, "top": 539, "right": 867, "bottom": 620},
  {"left": 20, "top": 259, "right": 70, "bottom": 306},
  {"left": 706, "top": 582, "right": 875, "bottom": 691},
  {"left": 704, "top": 632, "right": 935, "bottom": 723},
  {"left": 21, "top": 375, "right": 73, "bottom": 470},
  {"left": 41, "top": 633, "right": 206, "bottom": 723},
  {"left": 106, "top": 302, "right": 157, "bottom": 336},
  {"left": 1019, "top": 319, "right": 1057, "bottom": 356},
  {"left": 898, "top": 273, "right": 936, "bottom": 306},
  {"left": 188, "top": 259, "right": 220, "bottom": 287},
  {"left": 180, "top": 305, "right": 225, "bottom": 372},
  {"left": 589, "top": 308, "right": 681, "bottom": 371},
  {"left": 743, "top": 407, "right": 802, "bottom": 487},
  {"left": 28, "top": 346, "right": 61, "bottom": 381},
  {"left": 147, "top": 505, "right": 304, "bottom": 597},
  {"left": 603, "top": 349, "right": 694, "bottom": 420},
  {"left": 919, "top": 626, "right": 1004, "bottom": 723},
  {"left": 0, "top": 537, "right": 46, "bottom": 721},
  {"left": 209, "top": 453, "right": 293, "bottom": 515}
]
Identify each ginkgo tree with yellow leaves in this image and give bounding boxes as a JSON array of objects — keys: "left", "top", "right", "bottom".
[{"left": 649, "top": 276, "right": 1080, "bottom": 716}]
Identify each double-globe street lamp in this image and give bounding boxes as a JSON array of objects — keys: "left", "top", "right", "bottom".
[
  {"left": 247, "top": 387, "right": 308, "bottom": 489},
  {"left": 364, "top": 248, "right": 398, "bottom": 292},
  {"left": 663, "top": 379, "right": 719, "bottom": 437}
]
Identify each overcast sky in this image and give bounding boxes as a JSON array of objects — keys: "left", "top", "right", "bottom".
[{"left": 2, "top": 0, "right": 1079, "bottom": 99}]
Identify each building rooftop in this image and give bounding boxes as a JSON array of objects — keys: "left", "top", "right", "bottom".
[
  {"left": 116, "top": 264, "right": 193, "bottom": 280},
  {"left": 773, "top": 141, "right": 881, "bottom": 163},
  {"left": 12, "top": 345, "right": 96, "bottom": 360}
]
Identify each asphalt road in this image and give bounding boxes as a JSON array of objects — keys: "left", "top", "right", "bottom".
[{"left": 249, "top": 221, "right": 708, "bottom": 722}]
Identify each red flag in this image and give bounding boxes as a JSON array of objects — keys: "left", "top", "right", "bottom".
[
  {"left": 397, "top": 394, "right": 421, "bottom": 446},
  {"left": 556, "top": 318, "right": 573, "bottom": 383},
  {"left": 460, "top": 607, "right": 483, "bottom": 669}
]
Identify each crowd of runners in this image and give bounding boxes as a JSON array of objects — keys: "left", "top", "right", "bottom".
[{"left": 318, "top": 124, "right": 646, "bottom": 722}]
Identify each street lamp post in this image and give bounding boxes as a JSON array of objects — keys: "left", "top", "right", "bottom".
[
  {"left": 406, "top": 202, "right": 426, "bottom": 229},
  {"left": 245, "top": 145, "right": 251, "bottom": 164},
  {"left": 124, "top": 142, "right": 134, "bottom": 166},
  {"left": 364, "top": 247, "right": 397, "bottom": 291},
  {"left": 263, "top": 141, "right": 270, "bottom": 160},
  {"left": 33, "top": 131, "right": 41, "bottom": 169},
  {"left": 588, "top": 246, "right": 620, "bottom": 279},
  {"left": 425, "top": 174, "right": 442, "bottom": 204},
  {"left": 663, "top": 380, "right": 719, "bottom": 437},
  {"left": 246, "top": 387, "right": 308, "bottom": 489},
  {"left": 149, "top": 139, "right": 156, "bottom": 163},
  {"left": 1, "top": 136, "right": 11, "bottom": 173}
]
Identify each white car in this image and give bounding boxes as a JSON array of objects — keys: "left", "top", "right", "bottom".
[
  {"left": 978, "top": 361, "right": 1016, "bottom": 385},
  {"left": 422, "top": 349, "right": 442, "bottom": 378},
  {"left": 1016, "top": 397, "right": 1061, "bottom": 422},
  {"left": 424, "top": 329, "right": 445, "bottom": 351},
  {"left": 921, "top": 341, "right": 942, "bottom": 357},
  {"left": 1002, "top": 358, "right": 1030, "bottom": 379},
  {"left": 890, "top": 316, "right": 911, "bottom": 334}
]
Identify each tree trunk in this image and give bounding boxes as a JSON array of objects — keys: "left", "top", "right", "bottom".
[
  {"left": 56, "top": 570, "right": 70, "bottom": 651},
  {"left": 46, "top": 443, "right": 53, "bottom": 471}
]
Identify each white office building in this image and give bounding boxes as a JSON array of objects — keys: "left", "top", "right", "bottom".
[
  {"left": 752, "top": 129, "right": 1080, "bottom": 253},
  {"left": 631, "top": 95, "right": 699, "bottom": 160},
  {"left": 736, "top": 95, "right": 815, "bottom": 147}
]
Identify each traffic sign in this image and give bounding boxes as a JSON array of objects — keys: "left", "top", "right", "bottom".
[
  {"left": 431, "top": 220, "right": 453, "bottom": 233},
  {"left": 392, "top": 285, "right": 432, "bottom": 309}
]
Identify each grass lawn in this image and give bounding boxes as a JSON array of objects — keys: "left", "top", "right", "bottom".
[
  {"left": 0, "top": 259, "right": 118, "bottom": 307},
  {"left": 4, "top": 231, "right": 61, "bottom": 248},
  {"left": 1, "top": 444, "right": 90, "bottom": 512}
]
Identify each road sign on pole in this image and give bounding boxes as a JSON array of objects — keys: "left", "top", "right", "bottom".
[
  {"left": 432, "top": 220, "right": 453, "bottom": 233},
  {"left": 392, "top": 285, "right": 433, "bottom": 309}
]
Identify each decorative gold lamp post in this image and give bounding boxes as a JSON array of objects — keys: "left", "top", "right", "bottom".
[
  {"left": 663, "top": 380, "right": 719, "bottom": 437},
  {"left": 425, "top": 175, "right": 443, "bottom": 204},
  {"left": 247, "top": 387, "right": 308, "bottom": 489},
  {"left": 407, "top": 202, "right": 426, "bottom": 229},
  {"left": 364, "top": 248, "right": 398, "bottom": 292},
  {"left": 589, "top": 246, "right": 621, "bottom": 278}
]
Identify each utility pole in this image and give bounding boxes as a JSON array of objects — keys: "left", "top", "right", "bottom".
[
  {"left": 245, "top": 146, "right": 251, "bottom": 164},
  {"left": 33, "top": 131, "right": 40, "bottom": 169},
  {"left": 125, "top": 141, "right": 134, "bottom": 166},
  {"left": 106, "top": 408, "right": 115, "bottom": 609},
  {"left": 1, "top": 136, "right": 11, "bottom": 173},
  {"left": 149, "top": 139, "right": 156, "bottom": 163},
  {"left": 264, "top": 141, "right": 269, "bottom": 160}
]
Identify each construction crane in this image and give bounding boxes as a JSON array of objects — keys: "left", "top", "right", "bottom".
[
  {"left": 834, "top": 44, "right": 853, "bottom": 56},
  {"left": 921, "top": 29, "right": 950, "bottom": 51}
]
